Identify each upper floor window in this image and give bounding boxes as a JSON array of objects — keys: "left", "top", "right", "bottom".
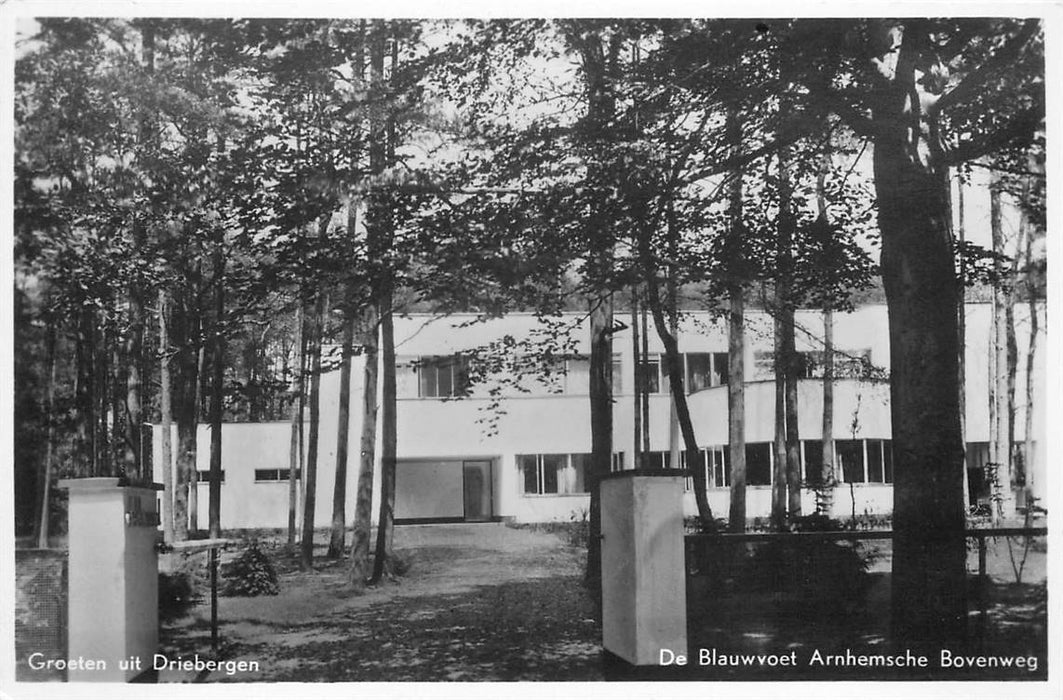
[
  {"left": 417, "top": 356, "right": 470, "bottom": 398},
  {"left": 638, "top": 352, "right": 729, "bottom": 395}
]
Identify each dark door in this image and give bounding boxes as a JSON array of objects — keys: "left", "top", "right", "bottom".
[{"left": 462, "top": 461, "right": 493, "bottom": 522}]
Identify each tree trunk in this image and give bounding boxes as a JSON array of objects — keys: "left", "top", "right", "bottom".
[
  {"left": 725, "top": 108, "right": 747, "bottom": 533},
  {"left": 299, "top": 291, "right": 326, "bottom": 570},
  {"left": 36, "top": 320, "right": 57, "bottom": 548},
  {"left": 288, "top": 302, "right": 304, "bottom": 547},
  {"left": 956, "top": 168, "right": 970, "bottom": 510},
  {"left": 631, "top": 288, "right": 642, "bottom": 470},
  {"left": 171, "top": 300, "right": 200, "bottom": 542},
  {"left": 873, "top": 21, "right": 967, "bottom": 651},
  {"left": 1022, "top": 177, "right": 1039, "bottom": 501},
  {"left": 989, "top": 170, "right": 1014, "bottom": 521},
  {"left": 772, "top": 310, "right": 787, "bottom": 527},
  {"left": 644, "top": 276, "right": 714, "bottom": 526},
  {"left": 371, "top": 291, "right": 397, "bottom": 582},
  {"left": 158, "top": 290, "right": 174, "bottom": 543},
  {"left": 207, "top": 246, "right": 225, "bottom": 539},
  {"left": 639, "top": 301, "right": 651, "bottom": 461},
  {"left": 820, "top": 308, "right": 835, "bottom": 514},
  {"left": 327, "top": 310, "right": 355, "bottom": 558},
  {"left": 350, "top": 306, "right": 379, "bottom": 590},
  {"left": 189, "top": 345, "right": 205, "bottom": 534}
]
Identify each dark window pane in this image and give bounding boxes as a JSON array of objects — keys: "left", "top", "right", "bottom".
[
  {"left": 570, "top": 454, "right": 590, "bottom": 493},
  {"left": 437, "top": 361, "right": 453, "bottom": 397},
  {"left": 803, "top": 441, "right": 824, "bottom": 484},
  {"left": 686, "top": 353, "right": 713, "bottom": 392},
  {"left": 883, "top": 441, "right": 893, "bottom": 483},
  {"left": 747, "top": 443, "right": 771, "bottom": 486},
  {"left": 611, "top": 452, "right": 625, "bottom": 471},
  {"left": 419, "top": 362, "right": 436, "bottom": 397},
  {"left": 637, "top": 357, "right": 661, "bottom": 394},
  {"left": 867, "top": 440, "right": 884, "bottom": 482},
  {"left": 712, "top": 353, "right": 729, "bottom": 387},
  {"left": 542, "top": 454, "right": 564, "bottom": 494},
  {"left": 519, "top": 455, "right": 538, "bottom": 494},
  {"left": 838, "top": 440, "right": 865, "bottom": 483}
]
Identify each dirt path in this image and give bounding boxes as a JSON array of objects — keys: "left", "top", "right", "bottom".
[{"left": 159, "top": 524, "right": 604, "bottom": 682}]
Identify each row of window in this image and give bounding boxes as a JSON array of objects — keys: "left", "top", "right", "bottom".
[
  {"left": 194, "top": 469, "right": 301, "bottom": 483},
  {"left": 401, "top": 349, "right": 874, "bottom": 399},
  {"left": 519, "top": 439, "right": 893, "bottom": 497}
]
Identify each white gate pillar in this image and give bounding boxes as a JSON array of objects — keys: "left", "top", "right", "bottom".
[
  {"left": 59, "top": 477, "right": 161, "bottom": 681},
  {"left": 600, "top": 470, "right": 687, "bottom": 665}
]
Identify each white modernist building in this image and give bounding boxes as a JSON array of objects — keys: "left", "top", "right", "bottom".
[{"left": 151, "top": 303, "right": 1046, "bottom": 528}]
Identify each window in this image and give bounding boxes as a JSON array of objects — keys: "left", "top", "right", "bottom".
[
  {"left": 686, "top": 353, "right": 713, "bottom": 392},
  {"left": 712, "top": 352, "right": 729, "bottom": 387},
  {"left": 837, "top": 440, "right": 865, "bottom": 483},
  {"left": 418, "top": 356, "right": 470, "bottom": 398},
  {"left": 636, "top": 355, "right": 663, "bottom": 395},
  {"left": 866, "top": 440, "right": 893, "bottom": 483},
  {"left": 747, "top": 443, "right": 771, "bottom": 486},
  {"left": 519, "top": 454, "right": 589, "bottom": 495},
  {"left": 611, "top": 451, "right": 626, "bottom": 472},
  {"left": 754, "top": 349, "right": 874, "bottom": 380},
  {"left": 640, "top": 450, "right": 672, "bottom": 470},
  {"left": 803, "top": 440, "right": 825, "bottom": 483},
  {"left": 709, "top": 446, "right": 730, "bottom": 487},
  {"left": 195, "top": 470, "right": 225, "bottom": 483},
  {"left": 612, "top": 355, "right": 623, "bottom": 394},
  {"left": 255, "top": 468, "right": 299, "bottom": 482}
]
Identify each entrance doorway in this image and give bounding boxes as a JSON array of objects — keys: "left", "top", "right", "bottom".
[{"left": 462, "top": 461, "right": 493, "bottom": 522}]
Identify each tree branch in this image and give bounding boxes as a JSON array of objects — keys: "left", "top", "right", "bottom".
[
  {"left": 933, "top": 19, "right": 1041, "bottom": 115},
  {"left": 944, "top": 96, "right": 1045, "bottom": 166}
]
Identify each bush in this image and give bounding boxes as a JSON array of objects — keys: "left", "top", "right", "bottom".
[
  {"left": 221, "top": 540, "right": 279, "bottom": 597},
  {"left": 158, "top": 571, "right": 198, "bottom": 622}
]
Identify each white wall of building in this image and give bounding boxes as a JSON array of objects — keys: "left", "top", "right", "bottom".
[{"left": 151, "top": 303, "right": 1047, "bottom": 528}]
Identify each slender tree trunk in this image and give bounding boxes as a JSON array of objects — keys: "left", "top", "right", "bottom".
[
  {"left": 172, "top": 300, "right": 200, "bottom": 542},
  {"left": 122, "top": 22, "right": 154, "bottom": 483},
  {"left": 350, "top": 306, "right": 379, "bottom": 589},
  {"left": 873, "top": 20, "right": 967, "bottom": 651},
  {"left": 631, "top": 288, "right": 642, "bottom": 470},
  {"left": 36, "top": 320, "right": 57, "bottom": 548},
  {"left": 821, "top": 309, "right": 835, "bottom": 513},
  {"left": 772, "top": 311, "right": 787, "bottom": 527},
  {"left": 643, "top": 272, "right": 714, "bottom": 526},
  {"left": 159, "top": 290, "right": 174, "bottom": 543},
  {"left": 327, "top": 310, "right": 356, "bottom": 558},
  {"left": 288, "top": 302, "right": 304, "bottom": 547},
  {"left": 639, "top": 301, "right": 651, "bottom": 461},
  {"left": 371, "top": 292, "right": 397, "bottom": 582},
  {"left": 956, "top": 168, "right": 970, "bottom": 510},
  {"left": 1022, "top": 178, "right": 1039, "bottom": 500},
  {"left": 725, "top": 108, "right": 747, "bottom": 533},
  {"left": 208, "top": 246, "right": 225, "bottom": 539},
  {"left": 299, "top": 291, "right": 326, "bottom": 570},
  {"left": 74, "top": 309, "right": 95, "bottom": 477},
  {"left": 189, "top": 345, "right": 204, "bottom": 534},
  {"left": 815, "top": 158, "right": 835, "bottom": 516},
  {"left": 989, "top": 170, "right": 1014, "bottom": 521}
]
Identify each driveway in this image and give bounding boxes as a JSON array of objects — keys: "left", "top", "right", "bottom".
[{"left": 158, "top": 523, "right": 604, "bottom": 682}]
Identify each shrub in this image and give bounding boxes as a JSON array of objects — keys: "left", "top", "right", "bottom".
[
  {"left": 221, "top": 540, "right": 279, "bottom": 597},
  {"left": 158, "top": 571, "right": 198, "bottom": 622}
]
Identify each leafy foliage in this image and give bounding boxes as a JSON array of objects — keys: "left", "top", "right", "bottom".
[{"left": 222, "top": 540, "right": 280, "bottom": 597}]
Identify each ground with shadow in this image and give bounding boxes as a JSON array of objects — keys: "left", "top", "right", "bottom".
[
  {"left": 158, "top": 524, "right": 603, "bottom": 681},
  {"left": 158, "top": 525, "right": 1047, "bottom": 682}
]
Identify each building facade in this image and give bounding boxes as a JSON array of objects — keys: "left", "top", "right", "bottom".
[{"left": 152, "top": 303, "right": 1046, "bottom": 528}]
